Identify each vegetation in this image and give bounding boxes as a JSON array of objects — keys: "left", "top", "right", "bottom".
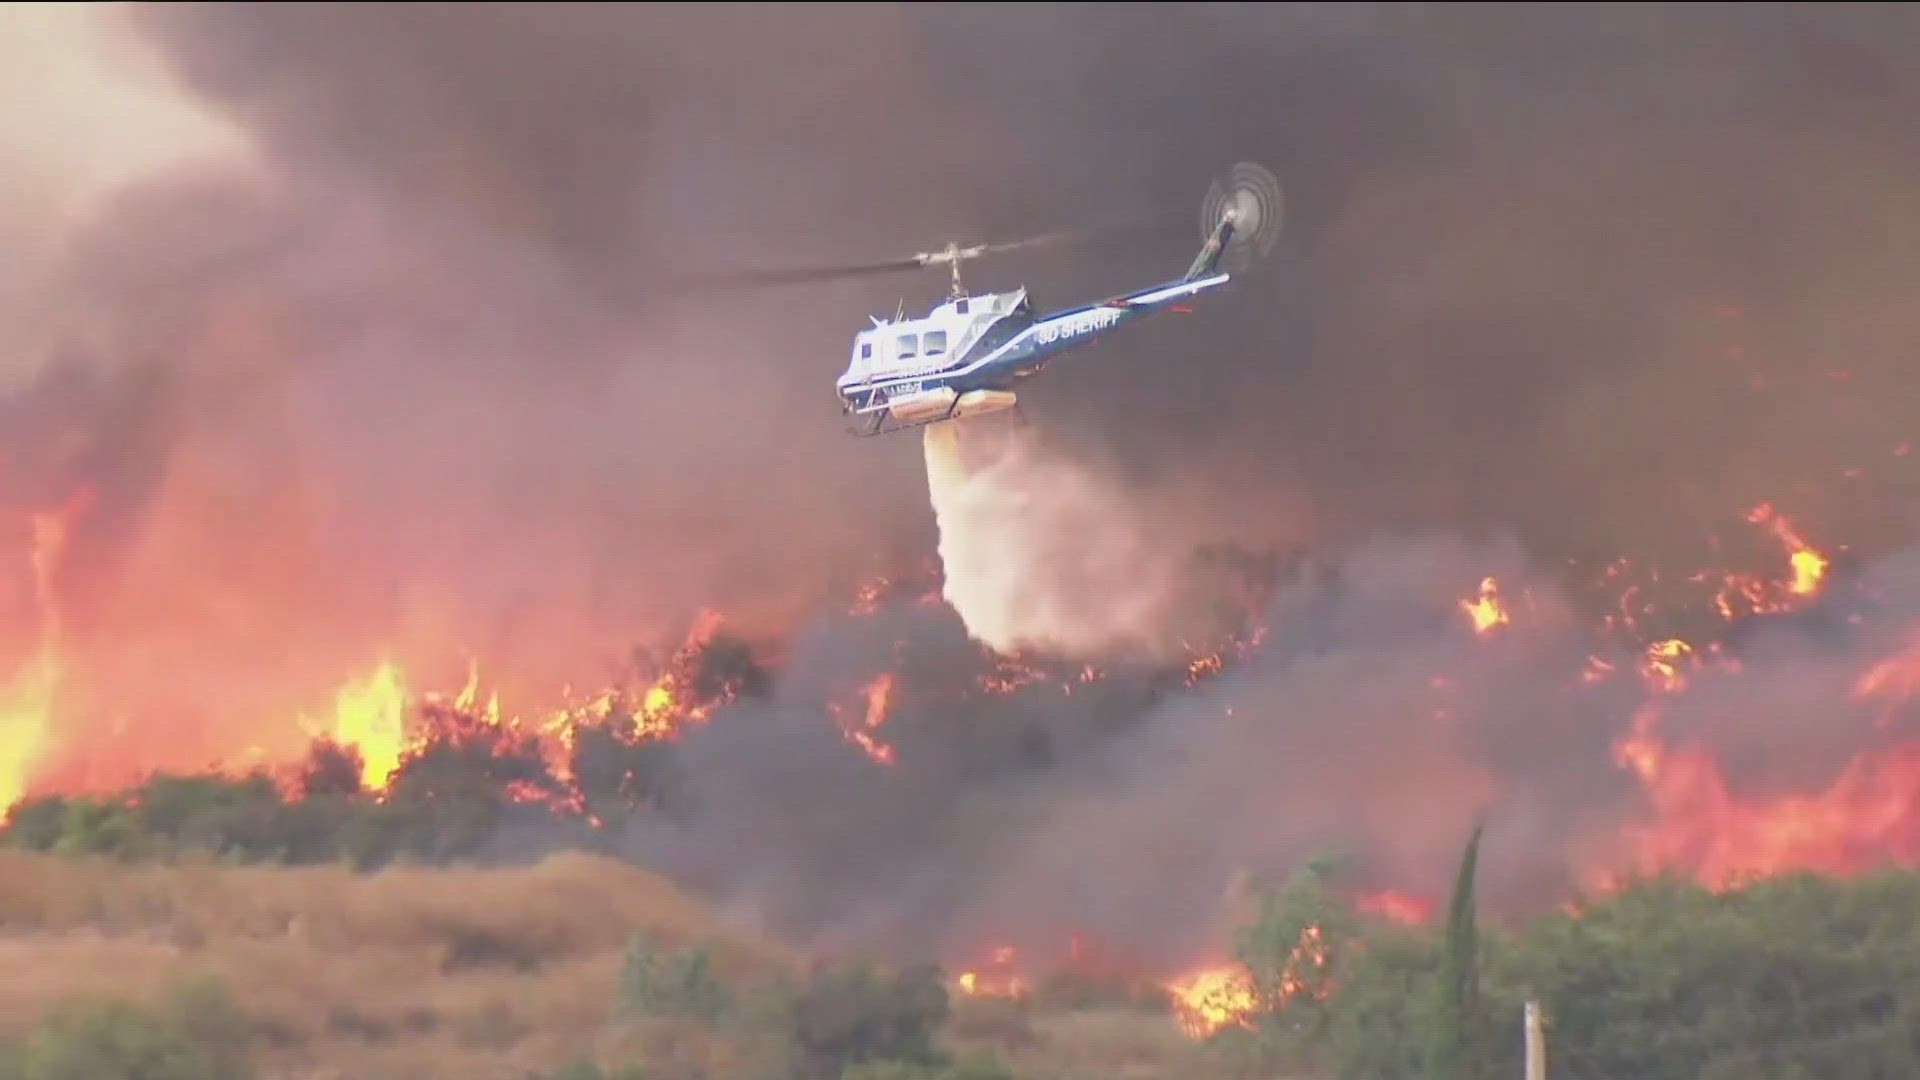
[
  {"left": 0, "top": 976, "right": 252, "bottom": 1080},
  {"left": 1211, "top": 830, "right": 1920, "bottom": 1080},
  {"left": 0, "top": 831, "right": 1916, "bottom": 1079},
  {"left": 8, "top": 714, "right": 1920, "bottom": 1080}
]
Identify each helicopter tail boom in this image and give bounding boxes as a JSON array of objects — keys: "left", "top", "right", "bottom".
[{"left": 1185, "top": 211, "right": 1239, "bottom": 282}]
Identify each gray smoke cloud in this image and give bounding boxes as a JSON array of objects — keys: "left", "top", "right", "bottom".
[
  {"left": 107, "top": 2, "right": 1920, "bottom": 646},
  {"left": 639, "top": 528, "right": 1920, "bottom": 971},
  {"left": 10, "top": 2, "right": 1920, "bottom": 968}
]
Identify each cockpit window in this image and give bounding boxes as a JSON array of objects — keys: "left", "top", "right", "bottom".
[
  {"left": 924, "top": 330, "right": 947, "bottom": 356},
  {"left": 860, "top": 341, "right": 873, "bottom": 360},
  {"left": 896, "top": 333, "right": 919, "bottom": 359},
  {"left": 955, "top": 299, "right": 970, "bottom": 315}
]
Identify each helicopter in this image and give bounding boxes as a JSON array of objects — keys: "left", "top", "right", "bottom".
[{"left": 672, "top": 162, "right": 1282, "bottom": 437}]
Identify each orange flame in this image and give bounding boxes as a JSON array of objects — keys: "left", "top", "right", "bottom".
[
  {"left": 1356, "top": 889, "right": 1434, "bottom": 925},
  {"left": 1747, "top": 503, "right": 1829, "bottom": 598},
  {"left": 1165, "top": 962, "right": 1259, "bottom": 1037},
  {"left": 956, "top": 944, "right": 1027, "bottom": 999},
  {"left": 1460, "top": 576, "right": 1510, "bottom": 635},
  {"left": 835, "top": 672, "right": 898, "bottom": 766},
  {"left": 1, "top": 489, "right": 91, "bottom": 813},
  {"left": 326, "top": 661, "right": 409, "bottom": 790}
]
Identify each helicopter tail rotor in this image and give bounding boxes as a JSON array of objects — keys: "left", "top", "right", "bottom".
[{"left": 1201, "top": 162, "right": 1284, "bottom": 274}]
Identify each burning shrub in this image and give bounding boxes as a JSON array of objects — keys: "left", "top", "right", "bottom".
[
  {"left": 0, "top": 697, "right": 696, "bottom": 871},
  {"left": 569, "top": 720, "right": 692, "bottom": 822},
  {"left": 1229, "top": 853, "right": 1361, "bottom": 1062}
]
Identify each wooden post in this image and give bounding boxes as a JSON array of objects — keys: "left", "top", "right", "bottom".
[{"left": 1524, "top": 999, "right": 1546, "bottom": 1080}]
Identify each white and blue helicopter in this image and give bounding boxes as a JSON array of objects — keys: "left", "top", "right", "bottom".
[{"left": 674, "top": 162, "right": 1282, "bottom": 437}]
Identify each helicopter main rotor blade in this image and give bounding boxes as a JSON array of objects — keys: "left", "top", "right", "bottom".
[
  {"left": 911, "top": 228, "right": 1082, "bottom": 266},
  {"left": 664, "top": 255, "right": 930, "bottom": 295},
  {"left": 660, "top": 215, "right": 1169, "bottom": 299}
]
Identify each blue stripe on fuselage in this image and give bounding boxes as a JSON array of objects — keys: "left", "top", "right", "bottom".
[{"left": 838, "top": 271, "right": 1230, "bottom": 405}]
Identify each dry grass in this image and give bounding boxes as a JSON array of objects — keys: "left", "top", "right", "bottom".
[
  {"left": 0, "top": 850, "right": 795, "bottom": 1079},
  {"left": 949, "top": 1001, "right": 1256, "bottom": 1080}
]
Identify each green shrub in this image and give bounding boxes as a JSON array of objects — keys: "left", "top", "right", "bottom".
[
  {"left": 842, "top": 1054, "right": 1016, "bottom": 1080},
  {"left": 11, "top": 975, "right": 253, "bottom": 1080},
  {"left": 785, "top": 962, "right": 951, "bottom": 1080},
  {"left": 550, "top": 1059, "right": 650, "bottom": 1080},
  {"left": 619, "top": 931, "right": 734, "bottom": 1022}
]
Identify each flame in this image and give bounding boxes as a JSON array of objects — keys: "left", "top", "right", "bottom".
[
  {"left": 1356, "top": 889, "right": 1434, "bottom": 925},
  {"left": 1165, "top": 962, "right": 1259, "bottom": 1038},
  {"left": 1, "top": 490, "right": 90, "bottom": 813},
  {"left": 956, "top": 944, "right": 1027, "bottom": 999},
  {"left": 833, "top": 672, "right": 898, "bottom": 766},
  {"left": 328, "top": 661, "right": 408, "bottom": 790},
  {"left": 1584, "top": 511, "right": 1911, "bottom": 889},
  {"left": 8, "top": 450, "right": 1916, "bottom": 998},
  {"left": 1746, "top": 502, "right": 1829, "bottom": 597},
  {"left": 1638, "top": 638, "right": 1699, "bottom": 693},
  {"left": 1460, "top": 576, "right": 1510, "bottom": 635}
]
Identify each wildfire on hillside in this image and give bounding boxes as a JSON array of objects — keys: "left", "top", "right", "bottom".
[{"left": 0, "top": 469, "right": 1913, "bottom": 1043}]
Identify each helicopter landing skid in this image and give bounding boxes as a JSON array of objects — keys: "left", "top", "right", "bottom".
[{"left": 844, "top": 400, "right": 1031, "bottom": 438}]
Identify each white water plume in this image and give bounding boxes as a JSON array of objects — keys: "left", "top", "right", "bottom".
[{"left": 922, "top": 416, "right": 1188, "bottom": 660}]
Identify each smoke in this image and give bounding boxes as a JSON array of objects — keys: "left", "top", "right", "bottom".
[
  {"left": 12, "top": 0, "right": 1920, "bottom": 972},
  {"left": 619, "top": 525, "right": 1920, "bottom": 972},
  {"left": 613, "top": 526, "right": 1779, "bottom": 967}
]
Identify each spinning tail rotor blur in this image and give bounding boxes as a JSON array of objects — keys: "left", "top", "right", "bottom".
[{"left": 1200, "top": 161, "right": 1284, "bottom": 275}]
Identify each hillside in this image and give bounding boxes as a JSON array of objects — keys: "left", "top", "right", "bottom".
[
  {"left": 0, "top": 851, "right": 793, "bottom": 1079},
  {"left": 0, "top": 851, "right": 1216, "bottom": 1080}
]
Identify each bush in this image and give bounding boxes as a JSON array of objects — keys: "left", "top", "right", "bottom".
[
  {"left": 619, "top": 931, "right": 734, "bottom": 1022},
  {"left": 2, "top": 975, "right": 254, "bottom": 1080},
  {"left": 944, "top": 994, "right": 1038, "bottom": 1050},
  {"left": 785, "top": 962, "right": 952, "bottom": 1080},
  {"left": 842, "top": 1053, "right": 1017, "bottom": 1080},
  {"left": 549, "top": 1060, "right": 650, "bottom": 1080}
]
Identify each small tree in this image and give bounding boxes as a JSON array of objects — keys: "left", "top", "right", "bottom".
[
  {"left": 1428, "top": 822, "right": 1488, "bottom": 1080},
  {"left": 1232, "top": 851, "right": 1362, "bottom": 1072}
]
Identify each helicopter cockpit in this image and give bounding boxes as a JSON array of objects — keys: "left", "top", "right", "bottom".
[{"left": 837, "top": 288, "right": 1035, "bottom": 392}]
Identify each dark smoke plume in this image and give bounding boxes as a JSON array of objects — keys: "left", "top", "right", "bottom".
[{"left": 11, "top": 3, "right": 1920, "bottom": 966}]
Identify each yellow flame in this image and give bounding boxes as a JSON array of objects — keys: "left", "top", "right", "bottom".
[
  {"left": 1, "top": 501, "right": 83, "bottom": 813},
  {"left": 332, "top": 661, "right": 409, "bottom": 789},
  {"left": 1166, "top": 963, "right": 1259, "bottom": 1038},
  {"left": 0, "top": 653, "right": 58, "bottom": 814},
  {"left": 956, "top": 944, "right": 1027, "bottom": 999},
  {"left": 1460, "top": 576, "right": 1510, "bottom": 635},
  {"left": 1747, "top": 503, "right": 1829, "bottom": 598},
  {"left": 1640, "top": 639, "right": 1695, "bottom": 694}
]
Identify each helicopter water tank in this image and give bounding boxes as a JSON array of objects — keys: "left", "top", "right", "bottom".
[{"left": 954, "top": 389, "right": 1018, "bottom": 418}]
